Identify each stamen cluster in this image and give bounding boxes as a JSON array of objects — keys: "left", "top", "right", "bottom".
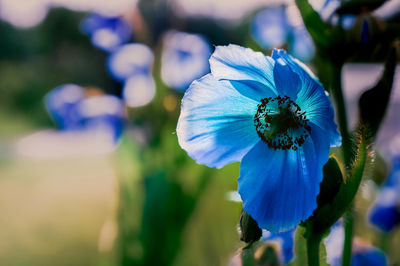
[{"left": 254, "top": 95, "right": 311, "bottom": 151}]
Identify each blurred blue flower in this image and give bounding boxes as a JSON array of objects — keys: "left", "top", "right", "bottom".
[
  {"left": 325, "top": 222, "right": 387, "bottom": 266},
  {"left": 161, "top": 30, "right": 211, "bottom": 92},
  {"left": 177, "top": 45, "right": 340, "bottom": 232},
  {"left": 76, "top": 95, "right": 125, "bottom": 142},
  {"left": 107, "top": 43, "right": 154, "bottom": 82},
  {"left": 45, "top": 84, "right": 86, "bottom": 130},
  {"left": 122, "top": 74, "right": 156, "bottom": 108},
  {"left": 252, "top": 7, "right": 290, "bottom": 49},
  {"left": 290, "top": 27, "right": 316, "bottom": 62},
  {"left": 251, "top": 7, "right": 315, "bottom": 61},
  {"left": 45, "top": 85, "right": 125, "bottom": 142},
  {"left": 369, "top": 157, "right": 400, "bottom": 232},
  {"left": 262, "top": 229, "right": 294, "bottom": 263},
  {"left": 81, "top": 13, "right": 131, "bottom": 52}
]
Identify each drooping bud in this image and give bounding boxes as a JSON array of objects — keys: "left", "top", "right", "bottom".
[{"left": 240, "top": 210, "right": 262, "bottom": 244}]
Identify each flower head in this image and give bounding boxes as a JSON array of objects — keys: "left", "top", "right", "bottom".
[
  {"left": 107, "top": 43, "right": 154, "bottom": 82},
  {"left": 177, "top": 45, "right": 340, "bottom": 232},
  {"left": 161, "top": 30, "right": 211, "bottom": 92},
  {"left": 251, "top": 7, "right": 315, "bottom": 61},
  {"left": 252, "top": 7, "right": 290, "bottom": 49},
  {"left": 45, "top": 85, "right": 125, "bottom": 142},
  {"left": 45, "top": 84, "right": 86, "bottom": 130},
  {"left": 81, "top": 13, "right": 131, "bottom": 52}
]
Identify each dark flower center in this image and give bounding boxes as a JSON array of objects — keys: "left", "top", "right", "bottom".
[{"left": 254, "top": 95, "right": 311, "bottom": 151}]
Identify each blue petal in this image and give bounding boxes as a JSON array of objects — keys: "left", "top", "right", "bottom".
[
  {"left": 273, "top": 57, "right": 301, "bottom": 99},
  {"left": 209, "top": 44, "right": 278, "bottom": 100},
  {"left": 238, "top": 137, "right": 323, "bottom": 233},
  {"left": 177, "top": 74, "right": 260, "bottom": 168},
  {"left": 272, "top": 49, "right": 341, "bottom": 146},
  {"left": 309, "top": 123, "right": 333, "bottom": 169}
]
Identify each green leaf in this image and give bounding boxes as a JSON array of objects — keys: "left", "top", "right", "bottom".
[
  {"left": 359, "top": 45, "right": 397, "bottom": 138},
  {"left": 240, "top": 210, "right": 262, "bottom": 244}
]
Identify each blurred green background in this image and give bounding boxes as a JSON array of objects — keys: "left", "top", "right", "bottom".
[{"left": 0, "top": 0, "right": 400, "bottom": 265}]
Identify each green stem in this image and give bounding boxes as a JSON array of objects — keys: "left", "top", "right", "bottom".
[
  {"left": 378, "top": 232, "right": 389, "bottom": 253},
  {"left": 330, "top": 63, "right": 355, "bottom": 266},
  {"left": 307, "top": 234, "right": 322, "bottom": 266},
  {"left": 342, "top": 211, "right": 354, "bottom": 266},
  {"left": 330, "top": 64, "right": 351, "bottom": 167}
]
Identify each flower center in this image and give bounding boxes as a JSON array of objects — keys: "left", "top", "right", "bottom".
[{"left": 254, "top": 95, "right": 311, "bottom": 151}]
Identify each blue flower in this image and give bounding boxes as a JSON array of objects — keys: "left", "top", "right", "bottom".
[
  {"left": 122, "top": 74, "right": 156, "bottom": 108},
  {"left": 76, "top": 95, "right": 125, "bottom": 142},
  {"left": 45, "top": 85, "right": 125, "bottom": 142},
  {"left": 369, "top": 157, "right": 400, "bottom": 232},
  {"left": 107, "top": 43, "right": 154, "bottom": 82},
  {"left": 81, "top": 13, "right": 131, "bottom": 52},
  {"left": 45, "top": 84, "right": 86, "bottom": 130},
  {"left": 325, "top": 222, "right": 387, "bottom": 266},
  {"left": 251, "top": 7, "right": 290, "bottom": 49},
  {"left": 177, "top": 45, "right": 340, "bottom": 232},
  {"left": 251, "top": 7, "right": 315, "bottom": 61},
  {"left": 161, "top": 31, "right": 211, "bottom": 92},
  {"left": 290, "top": 27, "right": 315, "bottom": 62},
  {"left": 262, "top": 229, "right": 294, "bottom": 263}
]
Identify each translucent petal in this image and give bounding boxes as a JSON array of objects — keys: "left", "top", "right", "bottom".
[
  {"left": 273, "top": 57, "right": 301, "bottom": 99},
  {"left": 238, "top": 137, "right": 324, "bottom": 233},
  {"left": 272, "top": 49, "right": 341, "bottom": 146},
  {"left": 209, "top": 44, "right": 278, "bottom": 100},
  {"left": 177, "top": 74, "right": 259, "bottom": 168}
]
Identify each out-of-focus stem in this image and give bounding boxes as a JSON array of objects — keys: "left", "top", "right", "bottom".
[
  {"left": 307, "top": 233, "right": 322, "bottom": 266},
  {"left": 331, "top": 64, "right": 355, "bottom": 266},
  {"left": 342, "top": 211, "right": 354, "bottom": 266},
  {"left": 330, "top": 65, "right": 351, "bottom": 167}
]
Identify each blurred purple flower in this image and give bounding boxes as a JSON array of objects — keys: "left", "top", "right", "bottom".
[
  {"left": 161, "top": 30, "right": 211, "bottom": 92},
  {"left": 81, "top": 13, "right": 132, "bottom": 52}
]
